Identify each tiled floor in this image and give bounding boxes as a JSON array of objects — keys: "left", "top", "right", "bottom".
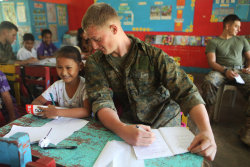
[{"left": 191, "top": 73, "right": 250, "bottom": 167}]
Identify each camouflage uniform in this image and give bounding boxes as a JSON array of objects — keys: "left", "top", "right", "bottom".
[
  {"left": 0, "top": 42, "right": 16, "bottom": 64},
  {"left": 202, "top": 36, "right": 250, "bottom": 116},
  {"left": 85, "top": 36, "right": 204, "bottom": 128}
]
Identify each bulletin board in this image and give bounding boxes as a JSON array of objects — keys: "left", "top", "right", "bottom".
[
  {"left": 0, "top": 0, "right": 68, "bottom": 52},
  {"left": 210, "top": 0, "right": 250, "bottom": 22},
  {"left": 96, "top": 0, "right": 196, "bottom": 32},
  {"left": 29, "top": 0, "right": 68, "bottom": 48}
]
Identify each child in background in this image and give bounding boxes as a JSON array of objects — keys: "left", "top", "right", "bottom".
[
  {"left": 0, "top": 70, "right": 16, "bottom": 123},
  {"left": 77, "top": 28, "right": 93, "bottom": 60},
  {"left": 32, "top": 46, "right": 90, "bottom": 119},
  {"left": 17, "top": 33, "right": 38, "bottom": 64},
  {"left": 37, "top": 29, "right": 57, "bottom": 60}
]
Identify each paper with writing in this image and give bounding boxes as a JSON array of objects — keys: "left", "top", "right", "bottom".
[{"left": 133, "top": 127, "right": 194, "bottom": 160}]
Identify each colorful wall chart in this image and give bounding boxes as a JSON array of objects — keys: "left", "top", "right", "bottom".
[
  {"left": 211, "top": 0, "right": 250, "bottom": 22},
  {"left": 96, "top": 0, "right": 196, "bottom": 32}
]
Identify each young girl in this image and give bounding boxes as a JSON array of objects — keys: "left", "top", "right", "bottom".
[{"left": 32, "top": 46, "right": 90, "bottom": 119}]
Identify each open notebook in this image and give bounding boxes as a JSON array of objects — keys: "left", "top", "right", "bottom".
[{"left": 133, "top": 127, "right": 195, "bottom": 160}]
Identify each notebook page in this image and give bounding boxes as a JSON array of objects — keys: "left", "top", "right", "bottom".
[
  {"left": 159, "top": 127, "right": 194, "bottom": 155},
  {"left": 133, "top": 129, "right": 174, "bottom": 160}
]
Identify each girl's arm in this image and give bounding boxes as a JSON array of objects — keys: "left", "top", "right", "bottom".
[
  {"left": 41, "top": 99, "right": 91, "bottom": 119},
  {"left": 32, "top": 95, "right": 48, "bottom": 105}
]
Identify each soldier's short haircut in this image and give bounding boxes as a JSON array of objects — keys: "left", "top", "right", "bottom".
[
  {"left": 82, "top": 3, "right": 119, "bottom": 30},
  {"left": 223, "top": 14, "right": 241, "bottom": 28},
  {"left": 0, "top": 21, "right": 18, "bottom": 32}
]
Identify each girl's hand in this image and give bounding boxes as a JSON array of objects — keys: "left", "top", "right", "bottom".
[{"left": 39, "top": 105, "right": 58, "bottom": 119}]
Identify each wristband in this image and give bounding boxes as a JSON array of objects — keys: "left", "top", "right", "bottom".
[{"left": 223, "top": 68, "right": 228, "bottom": 75}]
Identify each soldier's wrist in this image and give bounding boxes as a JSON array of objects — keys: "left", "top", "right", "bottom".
[{"left": 223, "top": 67, "right": 228, "bottom": 75}]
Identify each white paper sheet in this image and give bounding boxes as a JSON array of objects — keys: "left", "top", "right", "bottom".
[
  {"left": 4, "top": 125, "right": 51, "bottom": 143},
  {"left": 133, "top": 129, "right": 173, "bottom": 160},
  {"left": 42, "top": 117, "right": 88, "bottom": 145},
  {"left": 31, "top": 58, "right": 56, "bottom": 66},
  {"left": 235, "top": 75, "right": 245, "bottom": 84},
  {"left": 159, "top": 127, "right": 194, "bottom": 155},
  {"left": 94, "top": 140, "right": 144, "bottom": 167}
]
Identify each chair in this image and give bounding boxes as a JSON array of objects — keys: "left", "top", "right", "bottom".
[
  {"left": 213, "top": 84, "right": 238, "bottom": 122},
  {"left": 22, "top": 66, "right": 50, "bottom": 100}
]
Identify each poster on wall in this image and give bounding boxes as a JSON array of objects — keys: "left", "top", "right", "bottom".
[
  {"left": 211, "top": 0, "right": 250, "bottom": 22},
  {"left": 17, "top": 26, "right": 31, "bottom": 46},
  {"left": 96, "top": 0, "right": 196, "bottom": 32},
  {"left": 17, "top": 2, "right": 27, "bottom": 22},
  {"left": 32, "top": 2, "right": 47, "bottom": 39},
  {"left": 47, "top": 3, "right": 57, "bottom": 23},
  {"left": 49, "top": 24, "right": 58, "bottom": 42},
  {"left": 2, "top": 2, "right": 17, "bottom": 24},
  {"left": 57, "top": 5, "right": 67, "bottom": 26}
]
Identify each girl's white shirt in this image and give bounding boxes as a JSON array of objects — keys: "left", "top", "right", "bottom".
[{"left": 42, "top": 76, "right": 87, "bottom": 108}]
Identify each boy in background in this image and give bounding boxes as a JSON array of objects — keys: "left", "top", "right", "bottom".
[
  {"left": 17, "top": 33, "right": 38, "bottom": 64},
  {"left": 37, "top": 29, "right": 57, "bottom": 60}
]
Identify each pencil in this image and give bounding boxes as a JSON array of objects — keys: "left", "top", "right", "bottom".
[{"left": 49, "top": 93, "right": 56, "bottom": 105}]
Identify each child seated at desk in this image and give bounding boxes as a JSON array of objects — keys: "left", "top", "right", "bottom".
[
  {"left": 0, "top": 70, "right": 17, "bottom": 124},
  {"left": 17, "top": 33, "right": 38, "bottom": 64},
  {"left": 37, "top": 29, "right": 57, "bottom": 60},
  {"left": 32, "top": 46, "right": 90, "bottom": 119}
]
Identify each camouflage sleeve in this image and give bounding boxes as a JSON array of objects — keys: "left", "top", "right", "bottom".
[
  {"left": 205, "top": 39, "right": 217, "bottom": 54},
  {"left": 155, "top": 49, "right": 205, "bottom": 115},
  {"left": 85, "top": 54, "right": 117, "bottom": 118}
]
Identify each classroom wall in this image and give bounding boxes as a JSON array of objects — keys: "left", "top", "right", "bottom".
[{"left": 40, "top": 0, "right": 250, "bottom": 72}]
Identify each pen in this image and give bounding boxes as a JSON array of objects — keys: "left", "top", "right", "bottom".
[
  {"left": 43, "top": 146, "right": 77, "bottom": 149},
  {"left": 49, "top": 93, "right": 56, "bottom": 105},
  {"left": 45, "top": 128, "right": 52, "bottom": 139},
  {"left": 136, "top": 125, "right": 146, "bottom": 131}
]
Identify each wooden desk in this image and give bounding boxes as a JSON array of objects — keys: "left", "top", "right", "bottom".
[{"left": 0, "top": 114, "right": 203, "bottom": 167}]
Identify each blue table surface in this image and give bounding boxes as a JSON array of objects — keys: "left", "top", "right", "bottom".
[{"left": 0, "top": 114, "right": 203, "bottom": 167}]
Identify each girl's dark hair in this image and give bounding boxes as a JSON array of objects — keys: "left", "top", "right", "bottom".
[
  {"left": 56, "top": 46, "right": 82, "bottom": 63},
  {"left": 77, "top": 28, "right": 84, "bottom": 48}
]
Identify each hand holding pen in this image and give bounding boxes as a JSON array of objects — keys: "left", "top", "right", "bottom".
[{"left": 49, "top": 93, "right": 56, "bottom": 105}]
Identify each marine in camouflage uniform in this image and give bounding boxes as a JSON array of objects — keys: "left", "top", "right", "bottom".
[
  {"left": 0, "top": 41, "right": 16, "bottom": 64},
  {"left": 86, "top": 35, "right": 205, "bottom": 128}
]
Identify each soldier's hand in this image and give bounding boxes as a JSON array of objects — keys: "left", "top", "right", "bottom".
[
  {"left": 242, "top": 67, "right": 250, "bottom": 74},
  {"left": 119, "top": 124, "right": 155, "bottom": 146},
  {"left": 188, "top": 130, "right": 217, "bottom": 161},
  {"left": 225, "top": 69, "right": 238, "bottom": 80}
]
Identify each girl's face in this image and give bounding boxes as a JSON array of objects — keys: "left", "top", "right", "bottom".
[{"left": 56, "top": 57, "right": 81, "bottom": 84}]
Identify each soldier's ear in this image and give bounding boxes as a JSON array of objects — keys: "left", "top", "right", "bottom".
[{"left": 109, "top": 24, "right": 118, "bottom": 35}]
